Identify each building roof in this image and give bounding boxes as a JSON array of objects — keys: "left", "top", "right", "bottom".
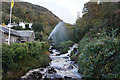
[
  {"left": 0, "top": 25, "right": 34, "bottom": 38},
  {"left": 17, "top": 30, "right": 34, "bottom": 38},
  {"left": 0, "top": 25, "right": 19, "bottom": 36}
]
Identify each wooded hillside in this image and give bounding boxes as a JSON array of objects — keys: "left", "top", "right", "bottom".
[{"left": 2, "top": 2, "right": 61, "bottom": 26}]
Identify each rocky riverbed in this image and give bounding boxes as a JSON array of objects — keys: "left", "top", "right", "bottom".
[{"left": 21, "top": 44, "right": 81, "bottom": 80}]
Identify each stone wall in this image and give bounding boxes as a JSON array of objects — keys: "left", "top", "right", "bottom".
[
  {"left": 2, "top": 33, "right": 19, "bottom": 44},
  {"left": 2, "top": 32, "right": 34, "bottom": 44}
]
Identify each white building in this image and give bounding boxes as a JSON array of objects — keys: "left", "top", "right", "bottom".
[
  {"left": 19, "top": 22, "right": 33, "bottom": 29},
  {"left": 7, "top": 22, "right": 18, "bottom": 28},
  {"left": 19, "top": 22, "right": 26, "bottom": 29}
]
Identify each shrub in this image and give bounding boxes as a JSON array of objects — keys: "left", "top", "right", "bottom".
[
  {"left": 2, "top": 42, "right": 50, "bottom": 79},
  {"left": 25, "top": 24, "right": 31, "bottom": 30},
  {"left": 31, "top": 23, "right": 44, "bottom": 32},
  {"left": 57, "top": 41, "right": 74, "bottom": 53},
  {"left": 58, "top": 41, "right": 73, "bottom": 49},
  {"left": 77, "top": 29, "right": 120, "bottom": 79}
]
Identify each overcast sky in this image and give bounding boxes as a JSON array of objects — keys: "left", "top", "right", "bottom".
[{"left": 22, "top": 0, "right": 90, "bottom": 24}]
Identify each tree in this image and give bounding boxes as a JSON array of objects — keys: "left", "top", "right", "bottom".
[
  {"left": 25, "top": 24, "right": 31, "bottom": 30},
  {"left": 35, "top": 32, "right": 43, "bottom": 41},
  {"left": 31, "top": 23, "right": 44, "bottom": 32}
]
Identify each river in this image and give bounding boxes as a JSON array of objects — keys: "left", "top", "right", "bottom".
[{"left": 21, "top": 44, "right": 81, "bottom": 80}]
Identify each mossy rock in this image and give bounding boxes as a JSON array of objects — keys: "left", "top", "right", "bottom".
[{"left": 71, "top": 54, "right": 78, "bottom": 61}]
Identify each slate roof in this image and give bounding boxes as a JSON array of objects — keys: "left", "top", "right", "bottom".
[
  {"left": 0, "top": 25, "right": 19, "bottom": 36},
  {"left": 0, "top": 25, "right": 34, "bottom": 38},
  {"left": 17, "top": 30, "right": 34, "bottom": 38}
]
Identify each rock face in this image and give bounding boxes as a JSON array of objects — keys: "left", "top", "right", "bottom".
[{"left": 21, "top": 44, "right": 81, "bottom": 80}]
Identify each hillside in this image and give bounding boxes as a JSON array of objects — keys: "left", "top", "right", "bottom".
[
  {"left": 2, "top": 2, "right": 61, "bottom": 26},
  {"left": 2, "top": 2, "right": 61, "bottom": 40},
  {"left": 75, "top": 2, "right": 120, "bottom": 41}
]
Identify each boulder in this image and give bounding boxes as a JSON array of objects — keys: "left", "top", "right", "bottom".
[
  {"left": 31, "top": 71, "right": 42, "bottom": 79},
  {"left": 49, "top": 50, "right": 53, "bottom": 54},
  {"left": 73, "top": 48, "right": 77, "bottom": 53},
  {"left": 48, "top": 67, "right": 57, "bottom": 74},
  {"left": 64, "top": 76, "right": 73, "bottom": 80},
  {"left": 67, "top": 65, "right": 73, "bottom": 70}
]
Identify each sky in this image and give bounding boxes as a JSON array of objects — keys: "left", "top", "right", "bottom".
[{"left": 22, "top": 0, "right": 90, "bottom": 24}]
